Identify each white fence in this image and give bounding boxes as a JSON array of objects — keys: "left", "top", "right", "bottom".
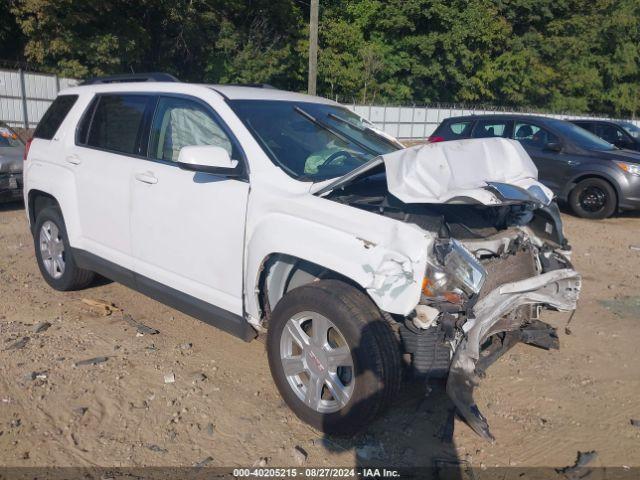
[
  {"left": 349, "top": 104, "right": 640, "bottom": 140},
  {"left": 1, "top": 67, "right": 638, "bottom": 139},
  {"left": 0, "top": 69, "right": 78, "bottom": 129}
]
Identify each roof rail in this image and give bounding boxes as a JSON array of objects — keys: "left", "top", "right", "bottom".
[
  {"left": 223, "top": 83, "right": 277, "bottom": 89},
  {"left": 80, "top": 72, "right": 179, "bottom": 86}
]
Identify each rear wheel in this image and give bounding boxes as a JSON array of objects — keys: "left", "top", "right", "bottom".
[
  {"left": 569, "top": 178, "right": 616, "bottom": 219},
  {"left": 34, "top": 207, "right": 95, "bottom": 291},
  {"left": 267, "top": 279, "right": 402, "bottom": 436}
]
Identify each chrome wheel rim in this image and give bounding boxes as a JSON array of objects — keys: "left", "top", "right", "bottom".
[
  {"left": 39, "top": 220, "right": 65, "bottom": 279},
  {"left": 280, "top": 311, "right": 355, "bottom": 413}
]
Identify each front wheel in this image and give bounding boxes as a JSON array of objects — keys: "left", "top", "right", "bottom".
[
  {"left": 569, "top": 178, "right": 617, "bottom": 219},
  {"left": 266, "top": 279, "right": 402, "bottom": 436}
]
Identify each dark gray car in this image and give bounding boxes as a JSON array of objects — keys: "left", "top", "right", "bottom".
[
  {"left": 570, "top": 119, "right": 640, "bottom": 152},
  {"left": 0, "top": 122, "right": 24, "bottom": 203},
  {"left": 430, "top": 114, "right": 640, "bottom": 219}
]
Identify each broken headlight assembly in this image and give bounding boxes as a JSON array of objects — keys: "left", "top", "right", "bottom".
[{"left": 422, "top": 239, "right": 487, "bottom": 304}]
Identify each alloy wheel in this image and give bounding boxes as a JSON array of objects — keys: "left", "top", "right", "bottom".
[
  {"left": 280, "top": 311, "right": 355, "bottom": 413},
  {"left": 39, "top": 220, "right": 66, "bottom": 279}
]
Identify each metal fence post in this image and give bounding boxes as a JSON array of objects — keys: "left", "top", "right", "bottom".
[{"left": 18, "top": 69, "right": 29, "bottom": 130}]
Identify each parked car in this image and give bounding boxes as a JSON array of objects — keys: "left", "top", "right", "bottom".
[
  {"left": 0, "top": 122, "right": 24, "bottom": 202},
  {"left": 24, "top": 74, "right": 580, "bottom": 440},
  {"left": 431, "top": 114, "right": 640, "bottom": 219},
  {"left": 570, "top": 119, "right": 640, "bottom": 152}
]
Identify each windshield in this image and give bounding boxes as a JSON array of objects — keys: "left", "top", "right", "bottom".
[
  {"left": 619, "top": 121, "right": 640, "bottom": 139},
  {"left": 551, "top": 120, "right": 615, "bottom": 150},
  {"left": 227, "top": 100, "right": 399, "bottom": 181},
  {"left": 0, "top": 126, "right": 23, "bottom": 148}
]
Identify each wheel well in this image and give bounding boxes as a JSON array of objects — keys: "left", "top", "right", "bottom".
[
  {"left": 257, "top": 253, "right": 363, "bottom": 326},
  {"left": 28, "top": 190, "right": 59, "bottom": 232},
  {"left": 569, "top": 174, "right": 618, "bottom": 207}
]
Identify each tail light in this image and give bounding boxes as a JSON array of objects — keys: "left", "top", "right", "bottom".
[
  {"left": 24, "top": 138, "right": 33, "bottom": 161},
  {"left": 427, "top": 135, "right": 445, "bottom": 143}
]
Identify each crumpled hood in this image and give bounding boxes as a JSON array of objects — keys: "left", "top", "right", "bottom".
[
  {"left": 0, "top": 147, "right": 24, "bottom": 174},
  {"left": 383, "top": 137, "right": 553, "bottom": 205}
]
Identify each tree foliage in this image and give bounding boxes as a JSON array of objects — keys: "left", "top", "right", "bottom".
[{"left": 3, "top": 0, "right": 640, "bottom": 115}]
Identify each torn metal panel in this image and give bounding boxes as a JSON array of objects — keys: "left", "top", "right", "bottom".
[{"left": 447, "top": 268, "right": 581, "bottom": 441}]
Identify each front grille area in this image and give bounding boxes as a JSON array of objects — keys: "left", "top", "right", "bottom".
[{"left": 478, "top": 247, "right": 538, "bottom": 300}]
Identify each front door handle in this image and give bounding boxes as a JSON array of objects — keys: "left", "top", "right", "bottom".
[
  {"left": 66, "top": 155, "right": 81, "bottom": 165},
  {"left": 135, "top": 172, "right": 158, "bottom": 184}
]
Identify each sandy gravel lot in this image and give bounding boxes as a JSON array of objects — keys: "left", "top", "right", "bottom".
[{"left": 1, "top": 201, "right": 639, "bottom": 470}]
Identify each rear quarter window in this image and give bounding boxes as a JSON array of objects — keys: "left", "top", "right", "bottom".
[
  {"left": 33, "top": 95, "right": 79, "bottom": 140},
  {"left": 434, "top": 120, "right": 472, "bottom": 140}
]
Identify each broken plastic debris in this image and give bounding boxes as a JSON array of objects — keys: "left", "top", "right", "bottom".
[
  {"left": 74, "top": 356, "right": 108, "bottom": 367},
  {"left": 123, "top": 313, "right": 160, "bottom": 335},
  {"left": 5, "top": 336, "right": 30, "bottom": 351},
  {"left": 194, "top": 456, "right": 213, "bottom": 467},
  {"left": 33, "top": 322, "right": 51, "bottom": 333}
]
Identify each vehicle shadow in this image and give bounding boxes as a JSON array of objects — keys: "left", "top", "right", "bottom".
[
  {"left": 321, "top": 321, "right": 468, "bottom": 479},
  {"left": 0, "top": 199, "right": 25, "bottom": 212}
]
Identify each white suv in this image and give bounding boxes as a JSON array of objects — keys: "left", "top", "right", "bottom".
[{"left": 24, "top": 74, "right": 580, "bottom": 439}]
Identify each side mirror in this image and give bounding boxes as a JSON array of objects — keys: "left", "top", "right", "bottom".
[
  {"left": 177, "top": 145, "right": 242, "bottom": 177},
  {"left": 545, "top": 142, "right": 563, "bottom": 152}
]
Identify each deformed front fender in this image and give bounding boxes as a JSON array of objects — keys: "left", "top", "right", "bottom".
[
  {"left": 447, "top": 268, "right": 581, "bottom": 441},
  {"left": 244, "top": 195, "right": 434, "bottom": 321}
]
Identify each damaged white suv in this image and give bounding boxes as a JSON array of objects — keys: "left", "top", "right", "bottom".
[{"left": 24, "top": 74, "right": 581, "bottom": 439}]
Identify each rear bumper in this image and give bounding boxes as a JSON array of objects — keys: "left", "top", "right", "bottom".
[
  {"left": 0, "top": 173, "right": 23, "bottom": 202},
  {"left": 446, "top": 268, "right": 581, "bottom": 441}
]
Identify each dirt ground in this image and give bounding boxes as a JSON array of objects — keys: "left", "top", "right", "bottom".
[{"left": 1, "top": 200, "right": 639, "bottom": 470}]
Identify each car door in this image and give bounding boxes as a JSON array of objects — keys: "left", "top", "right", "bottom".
[
  {"left": 130, "top": 95, "right": 249, "bottom": 316},
  {"left": 72, "top": 93, "right": 156, "bottom": 269},
  {"left": 512, "top": 121, "right": 577, "bottom": 193}
]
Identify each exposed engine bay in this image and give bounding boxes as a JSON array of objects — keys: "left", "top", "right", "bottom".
[{"left": 325, "top": 167, "right": 581, "bottom": 441}]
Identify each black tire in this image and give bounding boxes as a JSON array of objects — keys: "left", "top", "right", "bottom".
[
  {"left": 33, "top": 206, "right": 95, "bottom": 291},
  {"left": 569, "top": 178, "right": 617, "bottom": 219},
  {"left": 267, "top": 279, "right": 402, "bottom": 436}
]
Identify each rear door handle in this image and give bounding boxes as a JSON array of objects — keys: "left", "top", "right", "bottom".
[
  {"left": 66, "top": 155, "right": 81, "bottom": 165},
  {"left": 135, "top": 172, "right": 158, "bottom": 184}
]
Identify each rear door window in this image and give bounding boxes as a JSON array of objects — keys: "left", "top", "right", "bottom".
[
  {"left": 33, "top": 95, "right": 79, "bottom": 140},
  {"left": 513, "top": 122, "right": 558, "bottom": 148},
  {"left": 84, "top": 94, "right": 155, "bottom": 155},
  {"left": 471, "top": 119, "right": 512, "bottom": 138}
]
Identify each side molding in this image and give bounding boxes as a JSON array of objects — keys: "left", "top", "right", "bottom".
[{"left": 73, "top": 249, "right": 256, "bottom": 342}]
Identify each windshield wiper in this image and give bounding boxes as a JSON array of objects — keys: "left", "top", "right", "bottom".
[
  {"left": 327, "top": 113, "right": 402, "bottom": 149},
  {"left": 294, "top": 107, "right": 382, "bottom": 157}
]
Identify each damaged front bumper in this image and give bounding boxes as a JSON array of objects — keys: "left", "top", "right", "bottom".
[{"left": 446, "top": 268, "right": 581, "bottom": 441}]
